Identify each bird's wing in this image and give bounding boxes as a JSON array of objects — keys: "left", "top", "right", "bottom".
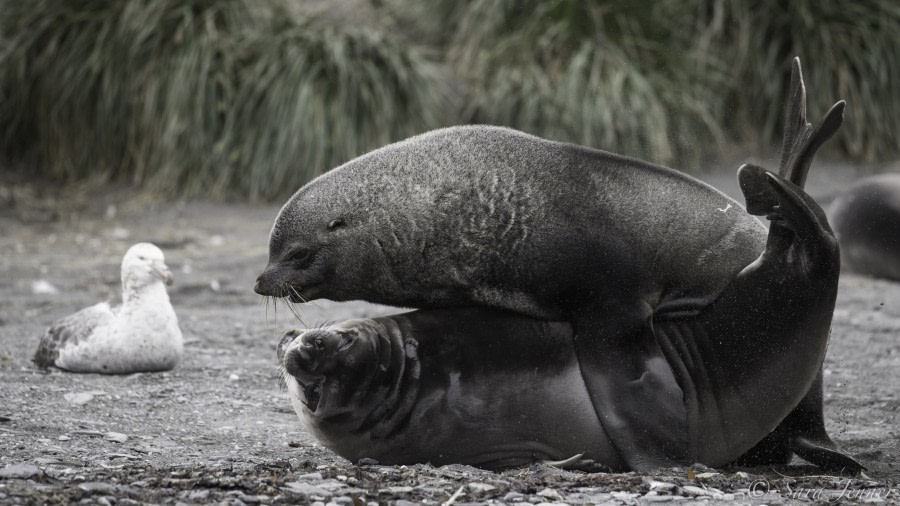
[{"left": 33, "top": 302, "right": 116, "bottom": 369}]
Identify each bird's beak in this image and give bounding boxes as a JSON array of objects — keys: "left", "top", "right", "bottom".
[{"left": 152, "top": 261, "right": 175, "bottom": 286}]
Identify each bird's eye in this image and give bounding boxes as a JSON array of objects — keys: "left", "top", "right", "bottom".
[{"left": 138, "top": 256, "right": 146, "bottom": 260}]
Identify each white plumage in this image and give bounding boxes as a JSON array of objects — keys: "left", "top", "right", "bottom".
[{"left": 33, "top": 243, "right": 183, "bottom": 373}]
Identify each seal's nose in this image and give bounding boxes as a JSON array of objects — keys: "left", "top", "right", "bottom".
[
  {"left": 284, "top": 346, "right": 315, "bottom": 378},
  {"left": 254, "top": 274, "right": 266, "bottom": 295}
]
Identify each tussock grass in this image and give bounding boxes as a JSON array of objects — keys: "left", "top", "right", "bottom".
[
  {"left": 1, "top": 0, "right": 897, "bottom": 200},
  {"left": 446, "top": 0, "right": 724, "bottom": 167},
  {"left": 0, "top": 0, "right": 455, "bottom": 200},
  {"left": 675, "top": 0, "right": 900, "bottom": 162}
]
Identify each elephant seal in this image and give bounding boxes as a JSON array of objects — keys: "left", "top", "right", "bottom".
[
  {"left": 259, "top": 58, "right": 858, "bottom": 471},
  {"left": 277, "top": 311, "right": 624, "bottom": 470},
  {"left": 829, "top": 173, "right": 900, "bottom": 281}
]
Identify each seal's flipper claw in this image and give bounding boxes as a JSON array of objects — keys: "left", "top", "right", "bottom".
[
  {"left": 543, "top": 453, "right": 612, "bottom": 473},
  {"left": 573, "top": 317, "right": 687, "bottom": 471},
  {"left": 792, "top": 436, "right": 866, "bottom": 473},
  {"left": 738, "top": 164, "right": 780, "bottom": 216},
  {"left": 763, "top": 172, "right": 834, "bottom": 243}
]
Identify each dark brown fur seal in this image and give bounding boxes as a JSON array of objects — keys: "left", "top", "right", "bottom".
[
  {"left": 259, "top": 58, "right": 859, "bottom": 471},
  {"left": 830, "top": 173, "right": 900, "bottom": 281}
]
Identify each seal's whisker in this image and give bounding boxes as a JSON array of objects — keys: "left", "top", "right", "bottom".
[{"left": 287, "top": 283, "right": 325, "bottom": 313}]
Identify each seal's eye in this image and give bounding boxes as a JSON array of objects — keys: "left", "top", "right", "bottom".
[
  {"left": 289, "top": 248, "right": 314, "bottom": 266},
  {"left": 315, "top": 336, "right": 324, "bottom": 349},
  {"left": 327, "top": 218, "right": 346, "bottom": 230}
]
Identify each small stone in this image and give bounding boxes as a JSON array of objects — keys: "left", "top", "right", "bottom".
[
  {"left": 467, "top": 482, "right": 496, "bottom": 492},
  {"left": 0, "top": 464, "right": 41, "bottom": 479},
  {"left": 356, "top": 458, "right": 379, "bottom": 466},
  {"left": 642, "top": 492, "right": 679, "bottom": 502},
  {"left": 31, "top": 280, "right": 59, "bottom": 295},
  {"left": 695, "top": 472, "right": 721, "bottom": 479},
  {"left": 229, "top": 373, "right": 240, "bottom": 381},
  {"left": 283, "top": 481, "right": 333, "bottom": 497},
  {"left": 383, "top": 486, "right": 413, "bottom": 493},
  {"left": 104, "top": 432, "right": 129, "bottom": 443},
  {"left": 58, "top": 435, "right": 71, "bottom": 441},
  {"left": 682, "top": 485, "right": 714, "bottom": 496},
  {"left": 503, "top": 491, "right": 526, "bottom": 502},
  {"left": 77, "top": 482, "right": 117, "bottom": 494},
  {"left": 295, "top": 472, "right": 323, "bottom": 480},
  {"left": 65, "top": 391, "right": 104, "bottom": 405},
  {"left": 188, "top": 490, "right": 210, "bottom": 500},
  {"left": 537, "top": 488, "right": 563, "bottom": 500},
  {"left": 237, "top": 494, "right": 271, "bottom": 504},
  {"left": 111, "top": 227, "right": 131, "bottom": 239},
  {"left": 649, "top": 481, "right": 676, "bottom": 490},
  {"left": 210, "top": 279, "right": 221, "bottom": 292}
]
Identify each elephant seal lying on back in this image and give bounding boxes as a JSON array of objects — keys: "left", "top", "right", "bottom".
[
  {"left": 830, "top": 173, "right": 900, "bottom": 281},
  {"left": 258, "top": 58, "right": 858, "bottom": 471}
]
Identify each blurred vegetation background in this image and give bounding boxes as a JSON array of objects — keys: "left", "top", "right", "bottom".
[{"left": 1, "top": 0, "right": 897, "bottom": 201}]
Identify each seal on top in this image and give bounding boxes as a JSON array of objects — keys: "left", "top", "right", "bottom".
[{"left": 33, "top": 242, "right": 183, "bottom": 374}]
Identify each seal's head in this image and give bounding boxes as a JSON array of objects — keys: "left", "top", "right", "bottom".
[
  {"left": 277, "top": 320, "right": 389, "bottom": 415},
  {"left": 254, "top": 184, "right": 356, "bottom": 302}
]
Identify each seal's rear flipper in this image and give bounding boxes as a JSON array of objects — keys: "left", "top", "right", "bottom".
[
  {"left": 778, "top": 57, "right": 846, "bottom": 189},
  {"left": 735, "top": 371, "right": 865, "bottom": 472},
  {"left": 793, "top": 438, "right": 865, "bottom": 472},
  {"left": 573, "top": 315, "right": 688, "bottom": 471},
  {"left": 738, "top": 164, "right": 835, "bottom": 256}
]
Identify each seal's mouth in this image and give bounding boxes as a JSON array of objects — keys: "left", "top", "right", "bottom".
[
  {"left": 286, "top": 283, "right": 319, "bottom": 303},
  {"left": 302, "top": 382, "right": 322, "bottom": 412}
]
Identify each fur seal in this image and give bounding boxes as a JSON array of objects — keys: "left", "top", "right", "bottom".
[
  {"left": 258, "top": 58, "right": 858, "bottom": 470},
  {"left": 829, "top": 173, "right": 900, "bottom": 281},
  {"left": 33, "top": 242, "right": 183, "bottom": 373}
]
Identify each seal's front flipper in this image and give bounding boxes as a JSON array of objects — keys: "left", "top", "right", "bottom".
[{"left": 573, "top": 315, "right": 687, "bottom": 471}]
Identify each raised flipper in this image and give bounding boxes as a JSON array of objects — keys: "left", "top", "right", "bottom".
[
  {"left": 778, "top": 58, "right": 846, "bottom": 188},
  {"left": 572, "top": 311, "right": 688, "bottom": 470},
  {"left": 731, "top": 58, "right": 861, "bottom": 472}
]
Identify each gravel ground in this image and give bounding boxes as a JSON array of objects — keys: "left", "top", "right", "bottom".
[{"left": 0, "top": 165, "right": 898, "bottom": 505}]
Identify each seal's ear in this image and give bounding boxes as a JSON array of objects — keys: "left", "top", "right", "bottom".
[
  {"left": 277, "top": 329, "right": 303, "bottom": 362},
  {"left": 327, "top": 218, "right": 346, "bottom": 231}
]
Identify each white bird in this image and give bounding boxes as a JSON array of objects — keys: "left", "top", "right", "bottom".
[{"left": 33, "top": 243, "right": 183, "bottom": 373}]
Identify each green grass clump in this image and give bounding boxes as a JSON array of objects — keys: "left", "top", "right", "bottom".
[
  {"left": 0, "top": 0, "right": 455, "bottom": 200},
  {"left": 674, "top": 0, "right": 900, "bottom": 162},
  {"left": 1, "top": 0, "right": 897, "bottom": 200},
  {"left": 445, "top": 0, "right": 724, "bottom": 167}
]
